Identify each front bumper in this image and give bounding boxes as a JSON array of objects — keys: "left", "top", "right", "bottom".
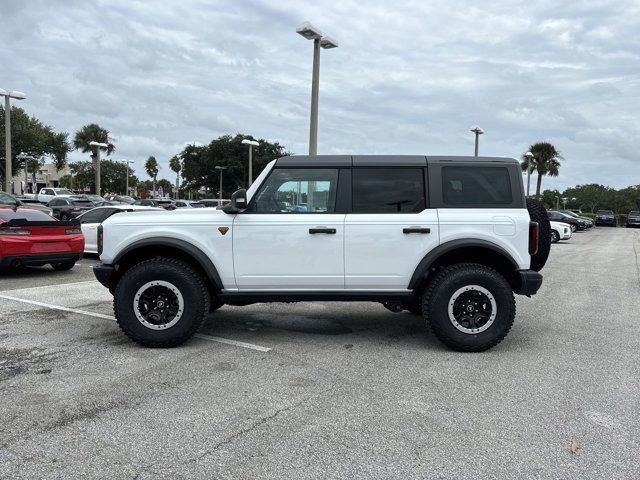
[
  {"left": 0, "top": 252, "right": 82, "bottom": 267},
  {"left": 516, "top": 270, "right": 543, "bottom": 296},
  {"left": 93, "top": 263, "right": 115, "bottom": 288},
  {"left": 596, "top": 218, "right": 615, "bottom": 225}
]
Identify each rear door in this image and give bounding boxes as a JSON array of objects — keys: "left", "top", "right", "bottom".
[
  {"left": 233, "top": 167, "right": 345, "bottom": 290},
  {"left": 344, "top": 160, "right": 439, "bottom": 290}
]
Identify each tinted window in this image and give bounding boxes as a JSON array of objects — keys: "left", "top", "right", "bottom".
[
  {"left": 353, "top": 168, "right": 425, "bottom": 213},
  {"left": 442, "top": 166, "right": 512, "bottom": 205},
  {"left": 79, "top": 209, "right": 112, "bottom": 224},
  {"left": 55, "top": 189, "right": 73, "bottom": 195},
  {"left": 49, "top": 199, "right": 65, "bottom": 206},
  {"left": 0, "top": 208, "right": 54, "bottom": 221},
  {"left": 190, "top": 202, "right": 204, "bottom": 208},
  {"left": 252, "top": 168, "right": 339, "bottom": 213},
  {"left": 72, "top": 200, "right": 94, "bottom": 206}
]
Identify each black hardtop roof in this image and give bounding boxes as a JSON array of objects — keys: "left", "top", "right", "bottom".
[{"left": 275, "top": 155, "right": 518, "bottom": 167}]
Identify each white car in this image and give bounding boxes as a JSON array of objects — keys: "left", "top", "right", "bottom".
[
  {"left": 94, "top": 155, "right": 550, "bottom": 352},
  {"left": 37, "top": 187, "right": 74, "bottom": 204},
  {"left": 76, "top": 205, "right": 160, "bottom": 253},
  {"left": 550, "top": 221, "right": 572, "bottom": 243}
]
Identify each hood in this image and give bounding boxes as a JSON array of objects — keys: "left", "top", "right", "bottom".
[{"left": 102, "top": 206, "right": 228, "bottom": 227}]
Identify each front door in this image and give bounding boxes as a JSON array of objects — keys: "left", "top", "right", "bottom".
[
  {"left": 345, "top": 167, "right": 439, "bottom": 290},
  {"left": 233, "top": 167, "right": 345, "bottom": 290}
]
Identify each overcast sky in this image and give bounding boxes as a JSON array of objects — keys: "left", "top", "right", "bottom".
[{"left": 2, "top": 0, "right": 639, "bottom": 189}]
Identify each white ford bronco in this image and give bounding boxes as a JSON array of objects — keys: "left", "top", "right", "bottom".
[{"left": 94, "top": 155, "right": 550, "bottom": 351}]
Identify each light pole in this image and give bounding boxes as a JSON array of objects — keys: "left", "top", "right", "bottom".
[
  {"left": 524, "top": 151, "right": 534, "bottom": 197},
  {"left": 215, "top": 166, "right": 227, "bottom": 203},
  {"left": 122, "top": 159, "right": 134, "bottom": 195},
  {"left": 1, "top": 88, "right": 27, "bottom": 193},
  {"left": 241, "top": 139, "right": 259, "bottom": 186},
  {"left": 470, "top": 125, "right": 484, "bottom": 156},
  {"left": 89, "top": 141, "right": 108, "bottom": 196},
  {"left": 296, "top": 22, "right": 338, "bottom": 155}
]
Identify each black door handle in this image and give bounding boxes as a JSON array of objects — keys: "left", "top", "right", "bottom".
[
  {"left": 403, "top": 227, "right": 431, "bottom": 234},
  {"left": 309, "top": 228, "right": 336, "bottom": 234}
]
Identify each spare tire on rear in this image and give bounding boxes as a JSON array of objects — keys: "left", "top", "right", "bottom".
[{"left": 526, "top": 198, "right": 551, "bottom": 272}]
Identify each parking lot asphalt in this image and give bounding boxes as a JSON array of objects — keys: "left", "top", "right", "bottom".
[{"left": 1, "top": 228, "right": 639, "bottom": 479}]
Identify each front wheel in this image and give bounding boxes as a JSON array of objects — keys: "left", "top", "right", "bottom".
[
  {"left": 570, "top": 224, "right": 577, "bottom": 233},
  {"left": 550, "top": 230, "right": 560, "bottom": 243},
  {"left": 423, "top": 263, "right": 516, "bottom": 352},
  {"left": 113, "top": 257, "right": 210, "bottom": 347}
]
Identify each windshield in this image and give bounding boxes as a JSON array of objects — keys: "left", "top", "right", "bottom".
[
  {"left": 0, "top": 208, "right": 54, "bottom": 221},
  {"left": 597, "top": 210, "right": 613, "bottom": 214},
  {"left": 72, "top": 200, "right": 94, "bottom": 206}
]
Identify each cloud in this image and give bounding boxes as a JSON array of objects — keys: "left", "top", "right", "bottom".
[{"left": 1, "top": 0, "right": 638, "bottom": 190}]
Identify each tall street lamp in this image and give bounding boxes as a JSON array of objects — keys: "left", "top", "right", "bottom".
[
  {"left": 296, "top": 21, "right": 338, "bottom": 155},
  {"left": 89, "top": 141, "right": 108, "bottom": 196},
  {"left": 241, "top": 139, "right": 259, "bottom": 186},
  {"left": 122, "top": 159, "right": 135, "bottom": 195},
  {"left": 524, "top": 151, "right": 534, "bottom": 197},
  {"left": 215, "top": 166, "right": 227, "bottom": 203},
  {"left": 1, "top": 88, "right": 27, "bottom": 193},
  {"left": 470, "top": 125, "right": 484, "bottom": 157}
]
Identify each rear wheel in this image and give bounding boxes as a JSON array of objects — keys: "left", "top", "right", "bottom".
[
  {"left": 423, "top": 263, "right": 515, "bottom": 352},
  {"left": 113, "top": 257, "right": 210, "bottom": 347}
]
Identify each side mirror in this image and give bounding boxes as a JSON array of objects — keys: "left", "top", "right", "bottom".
[{"left": 222, "top": 189, "right": 248, "bottom": 214}]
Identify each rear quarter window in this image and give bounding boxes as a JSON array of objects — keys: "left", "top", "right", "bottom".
[{"left": 442, "top": 166, "right": 512, "bottom": 206}]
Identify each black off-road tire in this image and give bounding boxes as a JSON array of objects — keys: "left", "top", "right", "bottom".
[
  {"left": 51, "top": 261, "right": 75, "bottom": 271},
  {"left": 550, "top": 230, "right": 560, "bottom": 243},
  {"left": 422, "top": 263, "right": 516, "bottom": 352},
  {"left": 526, "top": 198, "right": 551, "bottom": 272},
  {"left": 113, "top": 256, "right": 210, "bottom": 348}
]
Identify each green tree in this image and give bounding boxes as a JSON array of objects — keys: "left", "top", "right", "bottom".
[
  {"left": 66, "top": 160, "right": 138, "bottom": 195},
  {"left": 521, "top": 142, "right": 562, "bottom": 199},
  {"left": 156, "top": 178, "right": 173, "bottom": 196},
  {"left": 145, "top": 156, "right": 159, "bottom": 195},
  {"left": 541, "top": 189, "right": 561, "bottom": 209},
  {"left": 0, "top": 106, "right": 72, "bottom": 183},
  {"left": 169, "top": 155, "right": 182, "bottom": 199},
  {"left": 72, "top": 124, "right": 115, "bottom": 155},
  {"left": 180, "top": 134, "right": 289, "bottom": 198}
]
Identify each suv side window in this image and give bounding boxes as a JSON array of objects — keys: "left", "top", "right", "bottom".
[
  {"left": 251, "top": 168, "right": 339, "bottom": 213},
  {"left": 352, "top": 168, "right": 425, "bottom": 213},
  {"left": 442, "top": 166, "right": 511, "bottom": 205},
  {"left": 49, "top": 198, "right": 63, "bottom": 206}
]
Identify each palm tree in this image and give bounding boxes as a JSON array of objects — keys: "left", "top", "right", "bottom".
[
  {"left": 521, "top": 142, "right": 562, "bottom": 199},
  {"left": 73, "top": 124, "right": 115, "bottom": 155},
  {"left": 169, "top": 155, "right": 182, "bottom": 199},
  {"left": 145, "top": 156, "right": 159, "bottom": 195}
]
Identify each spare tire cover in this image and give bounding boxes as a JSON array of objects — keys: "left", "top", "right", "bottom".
[{"left": 526, "top": 198, "right": 551, "bottom": 272}]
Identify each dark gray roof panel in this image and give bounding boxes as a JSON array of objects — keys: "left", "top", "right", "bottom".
[
  {"left": 352, "top": 155, "right": 427, "bottom": 167},
  {"left": 426, "top": 156, "right": 518, "bottom": 165},
  {"left": 274, "top": 155, "right": 518, "bottom": 167},
  {"left": 275, "top": 155, "right": 352, "bottom": 167}
]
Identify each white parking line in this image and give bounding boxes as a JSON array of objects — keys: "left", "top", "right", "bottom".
[
  {"left": 0, "top": 294, "right": 272, "bottom": 352},
  {"left": 194, "top": 334, "right": 272, "bottom": 352}
]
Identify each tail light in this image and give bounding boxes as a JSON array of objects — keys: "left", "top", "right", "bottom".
[
  {"left": 529, "top": 222, "right": 539, "bottom": 255},
  {"left": 97, "top": 225, "right": 104, "bottom": 255},
  {"left": 66, "top": 228, "right": 82, "bottom": 234},
  {"left": 0, "top": 228, "right": 31, "bottom": 235}
]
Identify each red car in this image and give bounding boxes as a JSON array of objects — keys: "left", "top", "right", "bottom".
[{"left": 0, "top": 206, "right": 84, "bottom": 270}]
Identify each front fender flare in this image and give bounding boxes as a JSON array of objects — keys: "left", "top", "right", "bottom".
[{"left": 113, "top": 237, "right": 224, "bottom": 290}]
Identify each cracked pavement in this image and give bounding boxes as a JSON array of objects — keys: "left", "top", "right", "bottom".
[{"left": 1, "top": 229, "right": 640, "bottom": 479}]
